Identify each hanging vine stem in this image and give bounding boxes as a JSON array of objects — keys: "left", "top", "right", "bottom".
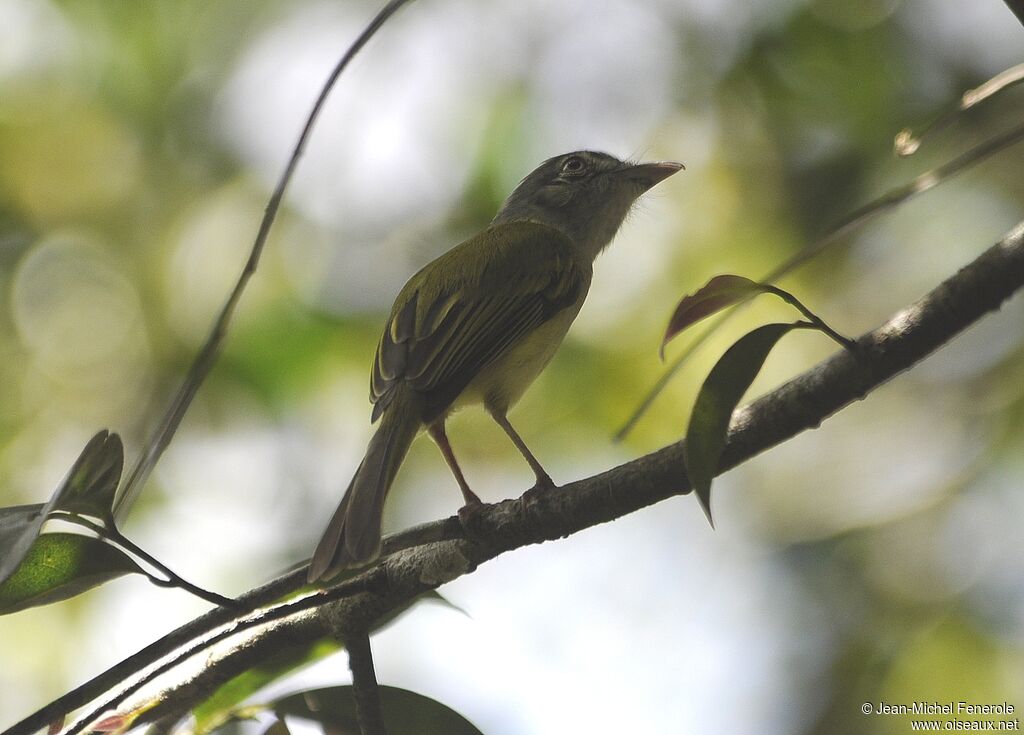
[
  {"left": 114, "top": 0, "right": 418, "bottom": 519},
  {"left": 348, "top": 633, "right": 389, "bottom": 735}
]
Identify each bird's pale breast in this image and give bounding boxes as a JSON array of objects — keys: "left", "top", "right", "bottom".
[{"left": 455, "top": 290, "right": 586, "bottom": 415}]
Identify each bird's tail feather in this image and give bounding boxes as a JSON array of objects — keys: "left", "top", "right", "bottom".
[{"left": 308, "top": 405, "right": 419, "bottom": 582}]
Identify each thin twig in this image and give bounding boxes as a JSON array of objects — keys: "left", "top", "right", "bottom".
[
  {"left": 762, "top": 286, "right": 856, "bottom": 350},
  {"left": 114, "top": 0, "right": 417, "bottom": 519},
  {"left": 348, "top": 633, "right": 389, "bottom": 735},
  {"left": 61, "top": 572, "right": 385, "bottom": 735},
  {"left": 895, "top": 63, "right": 1024, "bottom": 156},
  {"left": 49, "top": 513, "right": 238, "bottom": 609},
  {"left": 102, "top": 525, "right": 239, "bottom": 609}
]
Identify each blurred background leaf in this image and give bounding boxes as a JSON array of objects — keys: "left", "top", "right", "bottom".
[{"left": 1, "top": 0, "right": 1022, "bottom": 732}]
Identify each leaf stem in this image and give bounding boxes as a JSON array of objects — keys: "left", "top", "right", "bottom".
[
  {"left": 51, "top": 513, "right": 239, "bottom": 609},
  {"left": 763, "top": 286, "right": 856, "bottom": 351}
]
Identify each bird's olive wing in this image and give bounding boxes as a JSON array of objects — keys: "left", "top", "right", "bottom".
[{"left": 370, "top": 224, "right": 585, "bottom": 423}]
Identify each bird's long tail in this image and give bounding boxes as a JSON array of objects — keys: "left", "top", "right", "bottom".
[{"left": 308, "top": 404, "right": 419, "bottom": 582}]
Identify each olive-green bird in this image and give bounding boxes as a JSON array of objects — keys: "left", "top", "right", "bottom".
[{"left": 308, "top": 150, "right": 682, "bottom": 581}]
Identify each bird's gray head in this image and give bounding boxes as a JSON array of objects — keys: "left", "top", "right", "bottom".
[{"left": 491, "top": 150, "right": 682, "bottom": 258}]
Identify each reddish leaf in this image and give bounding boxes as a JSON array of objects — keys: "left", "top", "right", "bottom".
[
  {"left": 662, "top": 275, "right": 854, "bottom": 357},
  {"left": 88, "top": 699, "right": 158, "bottom": 734},
  {"left": 662, "top": 275, "right": 767, "bottom": 356},
  {"left": 0, "top": 534, "right": 141, "bottom": 614},
  {"left": 90, "top": 712, "right": 138, "bottom": 734},
  {"left": 91, "top": 714, "right": 130, "bottom": 733}
]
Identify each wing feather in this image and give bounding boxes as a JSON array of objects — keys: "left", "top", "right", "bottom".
[{"left": 369, "top": 222, "right": 587, "bottom": 423}]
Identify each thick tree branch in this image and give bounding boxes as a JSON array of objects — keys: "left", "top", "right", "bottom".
[{"left": 11, "top": 222, "right": 1024, "bottom": 734}]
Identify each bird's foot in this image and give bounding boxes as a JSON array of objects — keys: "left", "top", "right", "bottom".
[
  {"left": 524, "top": 473, "right": 557, "bottom": 500},
  {"left": 460, "top": 487, "right": 483, "bottom": 506},
  {"left": 457, "top": 499, "right": 488, "bottom": 542}
]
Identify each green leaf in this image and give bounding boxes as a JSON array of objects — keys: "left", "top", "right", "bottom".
[
  {"left": 0, "top": 533, "right": 142, "bottom": 614},
  {"left": 54, "top": 430, "right": 124, "bottom": 518},
  {"left": 0, "top": 504, "right": 47, "bottom": 582},
  {"left": 274, "top": 686, "right": 484, "bottom": 735},
  {"left": 685, "top": 322, "right": 811, "bottom": 525},
  {"left": 0, "top": 431, "right": 124, "bottom": 587},
  {"left": 193, "top": 639, "right": 341, "bottom": 734}
]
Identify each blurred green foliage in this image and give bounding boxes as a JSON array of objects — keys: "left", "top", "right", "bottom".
[{"left": 1, "top": 0, "right": 1022, "bottom": 733}]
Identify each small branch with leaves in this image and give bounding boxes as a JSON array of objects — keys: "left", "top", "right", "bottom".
[
  {"left": 659, "top": 275, "right": 856, "bottom": 523},
  {"left": 616, "top": 59, "right": 1024, "bottom": 440},
  {"left": 0, "top": 432, "right": 235, "bottom": 613}
]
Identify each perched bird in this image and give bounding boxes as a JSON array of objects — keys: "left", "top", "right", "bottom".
[{"left": 308, "top": 150, "right": 682, "bottom": 581}]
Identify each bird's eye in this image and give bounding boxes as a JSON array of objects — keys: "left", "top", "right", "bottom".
[{"left": 561, "top": 156, "right": 585, "bottom": 175}]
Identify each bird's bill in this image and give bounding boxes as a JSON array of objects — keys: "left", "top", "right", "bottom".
[{"left": 621, "top": 160, "right": 685, "bottom": 189}]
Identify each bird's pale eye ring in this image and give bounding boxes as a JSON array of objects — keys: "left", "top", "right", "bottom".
[{"left": 561, "top": 156, "right": 585, "bottom": 176}]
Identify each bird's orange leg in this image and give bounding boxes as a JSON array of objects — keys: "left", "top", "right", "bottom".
[
  {"left": 490, "top": 411, "right": 556, "bottom": 492},
  {"left": 428, "top": 422, "right": 482, "bottom": 506}
]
